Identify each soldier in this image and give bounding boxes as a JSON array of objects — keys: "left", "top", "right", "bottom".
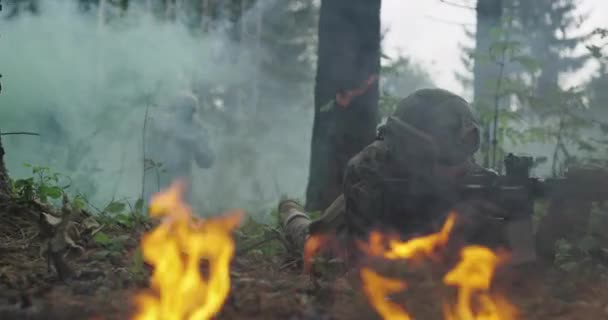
[
  {"left": 143, "top": 91, "right": 214, "bottom": 205},
  {"left": 279, "top": 88, "right": 501, "bottom": 263}
]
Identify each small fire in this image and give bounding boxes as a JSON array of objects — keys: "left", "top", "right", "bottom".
[
  {"left": 443, "top": 246, "right": 517, "bottom": 320},
  {"left": 360, "top": 268, "right": 411, "bottom": 320},
  {"left": 303, "top": 234, "right": 331, "bottom": 274},
  {"left": 361, "top": 213, "right": 456, "bottom": 261},
  {"left": 132, "top": 181, "right": 244, "bottom": 320},
  {"left": 359, "top": 213, "right": 516, "bottom": 320}
]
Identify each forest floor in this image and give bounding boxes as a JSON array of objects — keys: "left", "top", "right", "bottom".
[{"left": 2, "top": 196, "right": 608, "bottom": 320}]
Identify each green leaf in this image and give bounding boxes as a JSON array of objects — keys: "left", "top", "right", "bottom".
[
  {"left": 14, "top": 178, "right": 34, "bottom": 189},
  {"left": 42, "top": 186, "right": 63, "bottom": 199},
  {"left": 32, "top": 166, "right": 48, "bottom": 175},
  {"left": 72, "top": 195, "right": 86, "bottom": 210},
  {"left": 319, "top": 99, "right": 334, "bottom": 113},
  {"left": 93, "top": 232, "right": 113, "bottom": 246},
  {"left": 116, "top": 214, "right": 134, "bottom": 227},
  {"left": 92, "top": 250, "right": 111, "bottom": 259},
  {"left": 135, "top": 198, "right": 144, "bottom": 212},
  {"left": 105, "top": 201, "right": 126, "bottom": 214}
]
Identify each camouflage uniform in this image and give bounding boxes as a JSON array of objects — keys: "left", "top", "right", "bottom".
[
  {"left": 144, "top": 92, "right": 214, "bottom": 205},
  {"left": 281, "top": 88, "right": 496, "bottom": 257}
]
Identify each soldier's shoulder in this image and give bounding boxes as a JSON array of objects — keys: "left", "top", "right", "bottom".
[
  {"left": 347, "top": 140, "right": 389, "bottom": 170},
  {"left": 345, "top": 140, "right": 389, "bottom": 185}
]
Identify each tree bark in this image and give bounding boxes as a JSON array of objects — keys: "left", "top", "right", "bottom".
[
  {"left": 0, "top": 134, "right": 11, "bottom": 197},
  {"left": 305, "top": 0, "right": 381, "bottom": 211},
  {"left": 474, "top": 0, "right": 503, "bottom": 168}
]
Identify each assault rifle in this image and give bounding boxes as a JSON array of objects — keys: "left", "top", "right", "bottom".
[
  {"left": 383, "top": 153, "right": 608, "bottom": 264},
  {"left": 460, "top": 153, "right": 608, "bottom": 262}
]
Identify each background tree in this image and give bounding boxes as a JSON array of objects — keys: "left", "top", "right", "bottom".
[
  {"left": 473, "top": 0, "right": 503, "bottom": 168},
  {"left": 458, "top": 0, "right": 601, "bottom": 175},
  {"left": 305, "top": 0, "right": 381, "bottom": 211},
  {"left": 506, "top": 0, "right": 594, "bottom": 175}
]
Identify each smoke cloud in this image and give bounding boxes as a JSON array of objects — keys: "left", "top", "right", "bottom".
[{"left": 0, "top": 1, "right": 314, "bottom": 220}]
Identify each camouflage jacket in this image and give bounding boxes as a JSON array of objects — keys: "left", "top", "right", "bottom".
[{"left": 310, "top": 137, "right": 493, "bottom": 241}]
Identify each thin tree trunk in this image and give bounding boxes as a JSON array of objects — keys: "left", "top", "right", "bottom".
[
  {"left": 305, "top": 0, "right": 381, "bottom": 211},
  {"left": 95, "top": 0, "right": 106, "bottom": 105},
  {"left": 251, "top": 0, "right": 262, "bottom": 117},
  {"left": 175, "top": 0, "right": 182, "bottom": 22},
  {"left": 201, "top": 0, "right": 210, "bottom": 31},
  {"left": 165, "top": 0, "right": 175, "bottom": 21},
  {"left": 237, "top": 0, "right": 247, "bottom": 113},
  {"left": 474, "top": 0, "right": 503, "bottom": 168},
  {"left": 0, "top": 134, "right": 11, "bottom": 198}
]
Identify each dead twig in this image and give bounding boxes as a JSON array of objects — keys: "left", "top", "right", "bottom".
[
  {"left": 279, "top": 259, "right": 301, "bottom": 271},
  {"left": 141, "top": 102, "right": 151, "bottom": 205},
  {"left": 0, "top": 132, "right": 40, "bottom": 136}
]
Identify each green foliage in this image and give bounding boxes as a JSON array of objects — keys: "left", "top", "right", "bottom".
[
  {"left": 236, "top": 215, "right": 286, "bottom": 257},
  {"left": 92, "top": 231, "right": 133, "bottom": 253},
  {"left": 460, "top": 10, "right": 605, "bottom": 174},
  {"left": 128, "top": 247, "right": 147, "bottom": 282},
  {"left": 11, "top": 163, "right": 68, "bottom": 203},
  {"left": 94, "top": 197, "right": 148, "bottom": 228},
  {"left": 553, "top": 201, "right": 608, "bottom": 277},
  {"left": 92, "top": 232, "right": 113, "bottom": 247},
  {"left": 104, "top": 201, "right": 127, "bottom": 214}
]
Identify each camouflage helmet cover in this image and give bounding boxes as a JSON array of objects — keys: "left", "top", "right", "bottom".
[{"left": 383, "top": 88, "right": 480, "bottom": 166}]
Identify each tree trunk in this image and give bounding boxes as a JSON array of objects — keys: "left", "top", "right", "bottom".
[
  {"left": 305, "top": 0, "right": 381, "bottom": 211},
  {"left": 0, "top": 134, "right": 11, "bottom": 197},
  {"left": 201, "top": 0, "right": 210, "bottom": 32},
  {"left": 474, "top": 0, "right": 503, "bottom": 168}
]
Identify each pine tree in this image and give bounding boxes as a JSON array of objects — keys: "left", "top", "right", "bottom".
[{"left": 511, "top": 0, "right": 589, "bottom": 97}]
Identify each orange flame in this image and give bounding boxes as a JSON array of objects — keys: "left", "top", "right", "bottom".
[
  {"left": 360, "top": 268, "right": 411, "bottom": 320},
  {"left": 303, "top": 234, "right": 331, "bottom": 274},
  {"left": 359, "top": 213, "right": 455, "bottom": 261},
  {"left": 132, "top": 181, "right": 244, "bottom": 320},
  {"left": 359, "top": 213, "right": 516, "bottom": 320},
  {"left": 443, "top": 246, "right": 517, "bottom": 320}
]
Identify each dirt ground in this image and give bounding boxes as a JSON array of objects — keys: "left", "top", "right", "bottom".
[{"left": 2, "top": 200, "right": 608, "bottom": 320}]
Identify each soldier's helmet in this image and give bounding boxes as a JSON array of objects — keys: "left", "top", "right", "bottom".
[
  {"left": 169, "top": 91, "right": 199, "bottom": 121},
  {"left": 382, "top": 88, "right": 480, "bottom": 166}
]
